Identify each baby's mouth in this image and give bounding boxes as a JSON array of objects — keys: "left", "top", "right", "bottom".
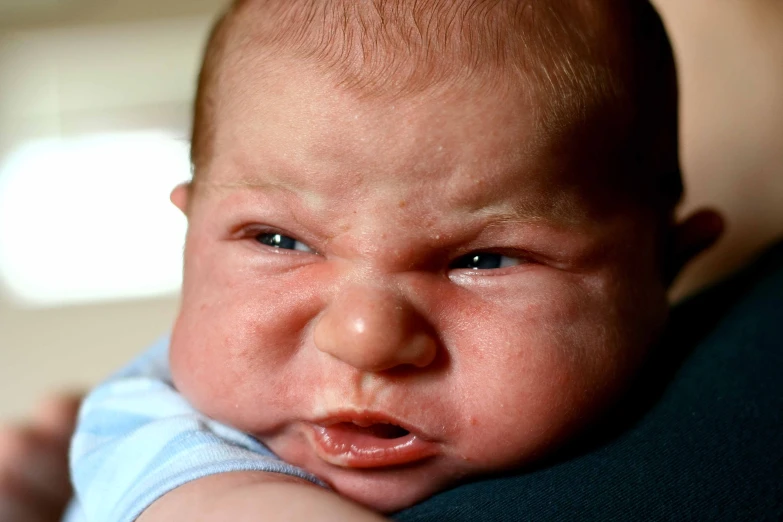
[
  {"left": 333, "top": 420, "right": 411, "bottom": 439},
  {"left": 306, "top": 416, "right": 438, "bottom": 468}
]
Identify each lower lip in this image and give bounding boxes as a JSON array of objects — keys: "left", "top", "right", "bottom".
[{"left": 307, "top": 424, "right": 439, "bottom": 468}]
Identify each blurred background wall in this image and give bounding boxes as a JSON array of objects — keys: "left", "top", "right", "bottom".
[
  {"left": 0, "top": 0, "right": 781, "bottom": 420},
  {"left": 0, "top": 0, "right": 226, "bottom": 420}
]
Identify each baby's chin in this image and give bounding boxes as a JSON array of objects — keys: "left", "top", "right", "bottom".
[
  {"left": 257, "top": 431, "right": 465, "bottom": 512},
  {"left": 310, "top": 459, "right": 465, "bottom": 513}
]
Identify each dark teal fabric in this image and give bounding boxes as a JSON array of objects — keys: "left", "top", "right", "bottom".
[{"left": 396, "top": 240, "right": 783, "bottom": 521}]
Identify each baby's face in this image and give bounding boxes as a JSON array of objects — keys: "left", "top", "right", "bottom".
[{"left": 170, "top": 60, "right": 669, "bottom": 512}]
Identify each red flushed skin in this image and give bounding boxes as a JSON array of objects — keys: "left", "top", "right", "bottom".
[{"left": 169, "top": 57, "right": 672, "bottom": 513}]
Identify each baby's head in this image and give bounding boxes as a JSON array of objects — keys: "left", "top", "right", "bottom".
[{"left": 168, "top": 0, "right": 721, "bottom": 512}]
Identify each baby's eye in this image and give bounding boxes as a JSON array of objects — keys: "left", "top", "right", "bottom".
[
  {"left": 450, "top": 253, "right": 522, "bottom": 270},
  {"left": 256, "top": 233, "right": 314, "bottom": 253}
]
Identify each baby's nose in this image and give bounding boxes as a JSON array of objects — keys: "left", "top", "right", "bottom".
[{"left": 312, "top": 285, "right": 438, "bottom": 372}]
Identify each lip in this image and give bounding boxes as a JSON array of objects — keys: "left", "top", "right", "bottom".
[{"left": 305, "top": 412, "right": 439, "bottom": 469}]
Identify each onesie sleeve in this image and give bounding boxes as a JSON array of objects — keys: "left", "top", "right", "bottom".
[{"left": 67, "top": 337, "right": 324, "bottom": 522}]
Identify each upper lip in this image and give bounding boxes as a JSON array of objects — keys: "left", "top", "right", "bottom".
[{"left": 310, "top": 410, "right": 435, "bottom": 441}]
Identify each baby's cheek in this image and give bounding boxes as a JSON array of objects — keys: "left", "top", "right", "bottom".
[
  {"left": 450, "top": 277, "right": 635, "bottom": 467},
  {"left": 170, "top": 269, "right": 325, "bottom": 431}
]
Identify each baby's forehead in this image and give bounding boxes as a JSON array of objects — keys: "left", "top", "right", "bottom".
[
  {"left": 223, "top": 0, "right": 637, "bottom": 125},
  {"left": 200, "top": 67, "right": 622, "bottom": 236},
  {"left": 194, "top": 0, "right": 677, "bottom": 211}
]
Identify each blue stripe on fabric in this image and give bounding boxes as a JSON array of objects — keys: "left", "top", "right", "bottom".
[
  {"left": 77, "top": 409, "right": 156, "bottom": 438},
  {"left": 135, "top": 429, "right": 228, "bottom": 479}
]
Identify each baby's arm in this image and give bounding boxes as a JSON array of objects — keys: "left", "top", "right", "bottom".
[
  {"left": 69, "top": 338, "right": 381, "bottom": 521},
  {"left": 137, "top": 472, "right": 385, "bottom": 521}
]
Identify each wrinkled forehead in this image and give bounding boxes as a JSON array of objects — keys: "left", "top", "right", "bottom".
[
  {"left": 217, "top": 0, "right": 639, "bottom": 138},
  {"left": 191, "top": 0, "right": 675, "bottom": 219},
  {"left": 200, "top": 57, "right": 632, "bottom": 233}
]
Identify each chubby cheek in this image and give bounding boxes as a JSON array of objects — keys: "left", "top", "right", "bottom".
[
  {"left": 169, "top": 239, "right": 326, "bottom": 432},
  {"left": 446, "top": 272, "right": 647, "bottom": 469}
]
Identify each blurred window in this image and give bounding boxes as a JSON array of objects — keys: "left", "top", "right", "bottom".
[{"left": 0, "top": 131, "right": 189, "bottom": 307}]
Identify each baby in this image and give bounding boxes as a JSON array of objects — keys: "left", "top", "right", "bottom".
[{"left": 67, "top": 0, "right": 722, "bottom": 520}]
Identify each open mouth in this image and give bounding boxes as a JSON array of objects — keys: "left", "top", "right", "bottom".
[
  {"left": 334, "top": 421, "right": 411, "bottom": 440},
  {"left": 307, "top": 416, "right": 437, "bottom": 468}
]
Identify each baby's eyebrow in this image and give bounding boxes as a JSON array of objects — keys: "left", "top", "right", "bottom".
[
  {"left": 196, "top": 178, "right": 295, "bottom": 192},
  {"left": 194, "top": 177, "right": 325, "bottom": 206},
  {"left": 455, "top": 189, "right": 592, "bottom": 230},
  {"left": 196, "top": 176, "right": 591, "bottom": 230}
]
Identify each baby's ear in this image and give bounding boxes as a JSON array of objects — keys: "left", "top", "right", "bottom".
[
  {"left": 665, "top": 208, "right": 725, "bottom": 284},
  {"left": 170, "top": 182, "right": 191, "bottom": 215}
]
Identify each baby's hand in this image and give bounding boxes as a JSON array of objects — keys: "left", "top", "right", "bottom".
[{"left": 0, "top": 394, "right": 81, "bottom": 522}]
